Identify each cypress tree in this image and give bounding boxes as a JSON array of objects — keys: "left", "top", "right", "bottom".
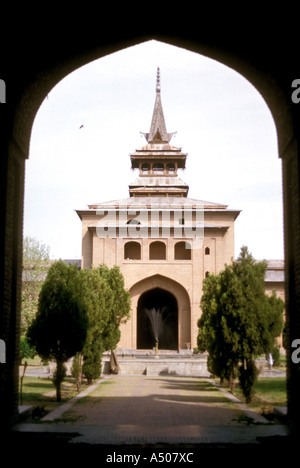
[
  {"left": 198, "top": 246, "right": 284, "bottom": 401},
  {"left": 27, "top": 261, "right": 88, "bottom": 401}
]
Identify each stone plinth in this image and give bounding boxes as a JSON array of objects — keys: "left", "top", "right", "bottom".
[{"left": 102, "top": 356, "right": 209, "bottom": 377}]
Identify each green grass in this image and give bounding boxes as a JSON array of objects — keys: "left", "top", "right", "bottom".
[
  {"left": 235, "top": 377, "right": 287, "bottom": 417},
  {"left": 252, "top": 377, "right": 287, "bottom": 406},
  {"left": 73, "top": 377, "right": 114, "bottom": 406},
  {"left": 19, "top": 376, "right": 59, "bottom": 420},
  {"left": 20, "top": 376, "right": 54, "bottom": 401},
  {"left": 274, "top": 354, "right": 286, "bottom": 371},
  {"left": 19, "top": 373, "right": 90, "bottom": 421},
  {"left": 20, "top": 355, "right": 45, "bottom": 367}
]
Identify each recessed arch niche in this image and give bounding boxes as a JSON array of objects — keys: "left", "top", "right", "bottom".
[
  {"left": 137, "top": 288, "right": 178, "bottom": 350},
  {"left": 130, "top": 274, "right": 191, "bottom": 350}
]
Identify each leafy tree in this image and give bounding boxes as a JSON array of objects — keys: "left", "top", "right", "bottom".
[
  {"left": 238, "top": 358, "right": 259, "bottom": 404},
  {"left": 198, "top": 270, "right": 241, "bottom": 392},
  {"left": 79, "top": 268, "right": 113, "bottom": 385},
  {"left": 97, "top": 265, "right": 131, "bottom": 351},
  {"left": 263, "top": 291, "right": 285, "bottom": 357},
  {"left": 75, "top": 265, "right": 131, "bottom": 387},
  {"left": 19, "top": 336, "right": 36, "bottom": 364},
  {"left": 198, "top": 246, "right": 284, "bottom": 401},
  {"left": 23, "top": 236, "right": 50, "bottom": 264},
  {"left": 27, "top": 261, "right": 88, "bottom": 401},
  {"left": 21, "top": 236, "right": 52, "bottom": 336},
  {"left": 71, "top": 353, "right": 83, "bottom": 391},
  {"left": 19, "top": 336, "right": 36, "bottom": 405},
  {"left": 233, "top": 248, "right": 284, "bottom": 402}
]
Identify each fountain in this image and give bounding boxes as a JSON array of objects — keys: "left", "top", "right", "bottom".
[
  {"left": 101, "top": 305, "right": 210, "bottom": 375},
  {"left": 144, "top": 307, "right": 165, "bottom": 358}
]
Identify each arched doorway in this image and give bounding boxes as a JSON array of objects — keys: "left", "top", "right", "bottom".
[
  {"left": 137, "top": 288, "right": 178, "bottom": 350},
  {"left": 129, "top": 274, "right": 191, "bottom": 350}
]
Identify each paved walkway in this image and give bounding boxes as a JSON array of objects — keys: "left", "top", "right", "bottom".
[{"left": 14, "top": 374, "right": 289, "bottom": 446}]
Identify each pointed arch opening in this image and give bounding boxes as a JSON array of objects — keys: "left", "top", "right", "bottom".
[
  {"left": 129, "top": 274, "right": 191, "bottom": 350},
  {"left": 137, "top": 288, "right": 178, "bottom": 350}
]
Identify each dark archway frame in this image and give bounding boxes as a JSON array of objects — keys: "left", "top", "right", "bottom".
[{"left": 1, "top": 23, "right": 300, "bottom": 436}]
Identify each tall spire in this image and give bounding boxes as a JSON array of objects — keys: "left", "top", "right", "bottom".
[
  {"left": 142, "top": 67, "right": 176, "bottom": 144},
  {"left": 129, "top": 68, "right": 188, "bottom": 197},
  {"left": 156, "top": 66, "right": 161, "bottom": 93}
]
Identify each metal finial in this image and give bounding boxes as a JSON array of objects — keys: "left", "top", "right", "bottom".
[{"left": 156, "top": 67, "right": 161, "bottom": 93}]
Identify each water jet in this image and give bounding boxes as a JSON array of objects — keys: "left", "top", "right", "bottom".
[
  {"left": 145, "top": 307, "right": 166, "bottom": 358},
  {"left": 155, "top": 339, "right": 159, "bottom": 358}
]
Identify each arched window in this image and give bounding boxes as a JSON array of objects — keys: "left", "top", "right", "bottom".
[
  {"left": 205, "top": 247, "right": 210, "bottom": 255},
  {"left": 205, "top": 271, "right": 210, "bottom": 278},
  {"left": 124, "top": 241, "right": 141, "bottom": 260},
  {"left": 149, "top": 241, "right": 166, "bottom": 260},
  {"left": 174, "top": 241, "right": 191, "bottom": 260}
]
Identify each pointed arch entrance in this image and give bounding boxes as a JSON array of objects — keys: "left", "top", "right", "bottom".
[
  {"left": 130, "top": 274, "right": 191, "bottom": 350},
  {"left": 137, "top": 288, "right": 178, "bottom": 350}
]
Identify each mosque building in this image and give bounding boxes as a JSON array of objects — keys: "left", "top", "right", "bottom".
[{"left": 76, "top": 68, "right": 241, "bottom": 352}]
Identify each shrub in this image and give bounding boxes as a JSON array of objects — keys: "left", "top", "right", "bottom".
[{"left": 239, "top": 359, "right": 259, "bottom": 403}]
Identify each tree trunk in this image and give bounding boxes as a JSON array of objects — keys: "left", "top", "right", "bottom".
[
  {"left": 229, "top": 365, "right": 236, "bottom": 393},
  {"left": 76, "top": 353, "right": 83, "bottom": 393},
  {"left": 229, "top": 375, "right": 235, "bottom": 394},
  {"left": 54, "top": 358, "right": 65, "bottom": 402},
  {"left": 19, "top": 361, "right": 27, "bottom": 405}
]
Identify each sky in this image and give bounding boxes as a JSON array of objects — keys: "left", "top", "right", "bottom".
[{"left": 24, "top": 40, "right": 284, "bottom": 261}]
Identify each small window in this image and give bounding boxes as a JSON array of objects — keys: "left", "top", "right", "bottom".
[
  {"left": 167, "top": 163, "right": 175, "bottom": 174},
  {"left": 205, "top": 271, "right": 210, "bottom": 278},
  {"left": 124, "top": 241, "right": 141, "bottom": 260},
  {"left": 152, "top": 163, "right": 164, "bottom": 174},
  {"left": 205, "top": 247, "right": 210, "bottom": 255},
  {"left": 141, "top": 163, "right": 150, "bottom": 174},
  {"left": 175, "top": 241, "right": 191, "bottom": 260},
  {"left": 149, "top": 241, "right": 166, "bottom": 260}
]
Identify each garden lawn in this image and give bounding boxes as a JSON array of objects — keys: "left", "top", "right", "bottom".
[
  {"left": 19, "top": 375, "right": 90, "bottom": 421},
  {"left": 236, "top": 377, "right": 287, "bottom": 417}
]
